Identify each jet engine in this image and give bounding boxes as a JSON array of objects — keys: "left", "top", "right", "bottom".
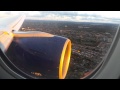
[{"left": 3, "top": 31, "right": 71, "bottom": 79}]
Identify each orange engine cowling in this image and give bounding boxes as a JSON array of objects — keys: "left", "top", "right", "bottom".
[{"left": 5, "top": 31, "right": 71, "bottom": 79}]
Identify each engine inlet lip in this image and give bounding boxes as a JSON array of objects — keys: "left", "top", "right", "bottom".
[{"left": 59, "top": 39, "right": 71, "bottom": 79}]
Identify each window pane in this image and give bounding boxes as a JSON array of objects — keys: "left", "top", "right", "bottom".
[{"left": 2, "top": 11, "right": 119, "bottom": 79}]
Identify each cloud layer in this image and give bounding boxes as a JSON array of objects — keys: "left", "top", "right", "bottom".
[{"left": 0, "top": 11, "right": 120, "bottom": 23}]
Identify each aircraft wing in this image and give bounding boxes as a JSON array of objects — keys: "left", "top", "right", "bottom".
[
  {"left": 0, "top": 15, "right": 26, "bottom": 52},
  {"left": 0, "top": 15, "right": 26, "bottom": 32}
]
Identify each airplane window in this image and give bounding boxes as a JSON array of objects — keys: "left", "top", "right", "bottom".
[{"left": 1, "top": 11, "right": 119, "bottom": 79}]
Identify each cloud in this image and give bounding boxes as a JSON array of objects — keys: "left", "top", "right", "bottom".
[
  {"left": 38, "top": 11, "right": 78, "bottom": 17},
  {"left": 1, "top": 11, "right": 120, "bottom": 23},
  {"left": 27, "top": 11, "right": 114, "bottom": 23}
]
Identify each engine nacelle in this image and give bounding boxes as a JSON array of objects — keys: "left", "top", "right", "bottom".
[{"left": 5, "top": 31, "right": 71, "bottom": 79}]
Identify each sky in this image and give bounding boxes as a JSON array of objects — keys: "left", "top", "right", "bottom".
[{"left": 0, "top": 11, "right": 120, "bottom": 23}]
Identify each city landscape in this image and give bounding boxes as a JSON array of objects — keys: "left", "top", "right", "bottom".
[{"left": 20, "top": 20, "right": 118, "bottom": 79}]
